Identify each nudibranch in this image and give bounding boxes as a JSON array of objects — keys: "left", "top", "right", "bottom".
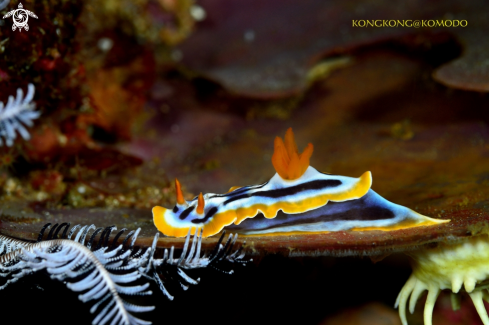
[{"left": 153, "top": 128, "right": 447, "bottom": 238}]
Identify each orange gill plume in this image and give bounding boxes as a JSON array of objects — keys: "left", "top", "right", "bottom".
[
  {"left": 197, "top": 192, "right": 205, "bottom": 214},
  {"left": 271, "top": 127, "right": 314, "bottom": 180},
  {"left": 175, "top": 178, "right": 186, "bottom": 205}
]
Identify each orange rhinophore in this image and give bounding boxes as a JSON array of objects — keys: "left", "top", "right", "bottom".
[
  {"left": 175, "top": 178, "right": 185, "bottom": 205},
  {"left": 271, "top": 127, "right": 314, "bottom": 180},
  {"left": 196, "top": 192, "right": 205, "bottom": 214}
]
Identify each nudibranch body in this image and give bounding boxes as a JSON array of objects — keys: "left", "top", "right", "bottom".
[{"left": 153, "top": 128, "right": 447, "bottom": 238}]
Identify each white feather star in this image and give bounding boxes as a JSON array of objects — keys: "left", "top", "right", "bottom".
[
  {"left": 0, "top": 223, "right": 249, "bottom": 325},
  {"left": 0, "top": 83, "right": 40, "bottom": 146}
]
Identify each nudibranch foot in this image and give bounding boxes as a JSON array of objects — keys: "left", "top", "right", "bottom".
[{"left": 395, "top": 235, "right": 489, "bottom": 325}]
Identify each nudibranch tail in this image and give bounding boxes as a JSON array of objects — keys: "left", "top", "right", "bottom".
[
  {"left": 272, "top": 127, "right": 313, "bottom": 180},
  {"left": 396, "top": 235, "right": 489, "bottom": 325}
]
